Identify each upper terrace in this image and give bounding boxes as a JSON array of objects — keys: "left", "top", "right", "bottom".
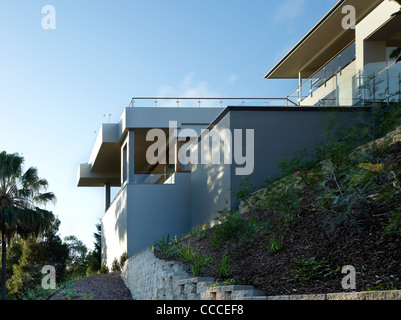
[
  {"left": 76, "top": 97, "right": 296, "bottom": 190},
  {"left": 265, "top": 0, "right": 401, "bottom": 106}
]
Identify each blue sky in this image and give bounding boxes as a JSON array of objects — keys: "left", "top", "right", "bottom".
[{"left": 0, "top": 0, "right": 338, "bottom": 250}]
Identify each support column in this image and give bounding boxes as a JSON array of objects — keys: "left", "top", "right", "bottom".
[
  {"left": 105, "top": 183, "right": 110, "bottom": 212},
  {"left": 127, "top": 130, "right": 135, "bottom": 184},
  {"left": 298, "top": 71, "right": 302, "bottom": 104},
  {"left": 121, "top": 130, "right": 135, "bottom": 185}
]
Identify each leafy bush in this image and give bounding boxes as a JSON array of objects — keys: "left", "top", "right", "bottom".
[
  {"left": 314, "top": 163, "right": 374, "bottom": 235},
  {"left": 383, "top": 212, "right": 401, "bottom": 241},
  {"left": 97, "top": 265, "right": 109, "bottom": 274},
  {"left": 284, "top": 257, "right": 339, "bottom": 284},
  {"left": 176, "top": 242, "right": 195, "bottom": 263},
  {"left": 210, "top": 209, "right": 263, "bottom": 249},
  {"left": 183, "top": 224, "right": 210, "bottom": 241},
  {"left": 153, "top": 234, "right": 178, "bottom": 258},
  {"left": 20, "top": 285, "right": 55, "bottom": 300},
  {"left": 263, "top": 231, "right": 284, "bottom": 254},
  {"left": 191, "top": 252, "right": 211, "bottom": 276},
  {"left": 111, "top": 258, "right": 121, "bottom": 272},
  {"left": 119, "top": 252, "right": 129, "bottom": 269},
  {"left": 260, "top": 176, "right": 303, "bottom": 225},
  {"left": 211, "top": 253, "right": 232, "bottom": 279}
]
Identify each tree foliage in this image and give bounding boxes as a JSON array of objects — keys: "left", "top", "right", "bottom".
[{"left": 0, "top": 151, "right": 56, "bottom": 300}]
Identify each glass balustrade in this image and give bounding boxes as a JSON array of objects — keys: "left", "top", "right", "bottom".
[{"left": 132, "top": 173, "right": 176, "bottom": 185}]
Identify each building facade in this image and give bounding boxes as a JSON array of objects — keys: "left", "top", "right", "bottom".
[{"left": 78, "top": 0, "right": 400, "bottom": 267}]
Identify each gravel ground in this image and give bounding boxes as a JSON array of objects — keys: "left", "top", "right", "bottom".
[{"left": 48, "top": 272, "right": 133, "bottom": 300}]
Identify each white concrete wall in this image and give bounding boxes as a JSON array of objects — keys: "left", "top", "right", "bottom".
[
  {"left": 101, "top": 186, "right": 128, "bottom": 268},
  {"left": 355, "top": 0, "right": 399, "bottom": 70},
  {"left": 126, "top": 173, "right": 191, "bottom": 256}
]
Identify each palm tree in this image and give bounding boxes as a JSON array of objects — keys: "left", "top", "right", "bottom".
[{"left": 0, "top": 151, "right": 56, "bottom": 300}]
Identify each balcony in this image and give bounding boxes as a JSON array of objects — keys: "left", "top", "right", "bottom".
[
  {"left": 288, "top": 42, "right": 401, "bottom": 106},
  {"left": 127, "top": 97, "right": 298, "bottom": 108}
]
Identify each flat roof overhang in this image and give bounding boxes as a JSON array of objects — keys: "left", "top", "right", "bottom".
[
  {"left": 264, "top": 0, "right": 385, "bottom": 79},
  {"left": 366, "top": 14, "right": 401, "bottom": 46},
  {"left": 77, "top": 163, "right": 120, "bottom": 187}
]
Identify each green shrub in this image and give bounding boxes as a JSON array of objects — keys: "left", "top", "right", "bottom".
[
  {"left": 284, "top": 257, "right": 340, "bottom": 284},
  {"left": 210, "top": 209, "right": 262, "bottom": 249},
  {"left": 383, "top": 212, "right": 401, "bottom": 240},
  {"left": 119, "top": 252, "right": 129, "bottom": 269},
  {"left": 111, "top": 258, "right": 121, "bottom": 272},
  {"left": 20, "top": 285, "right": 55, "bottom": 300},
  {"left": 263, "top": 231, "right": 284, "bottom": 254},
  {"left": 176, "top": 242, "right": 196, "bottom": 263},
  {"left": 97, "top": 264, "right": 109, "bottom": 274},
  {"left": 191, "top": 252, "right": 211, "bottom": 276},
  {"left": 153, "top": 234, "right": 178, "bottom": 258},
  {"left": 183, "top": 224, "right": 210, "bottom": 240},
  {"left": 260, "top": 176, "right": 303, "bottom": 225},
  {"left": 315, "top": 164, "right": 374, "bottom": 235},
  {"left": 212, "top": 253, "right": 232, "bottom": 279}
]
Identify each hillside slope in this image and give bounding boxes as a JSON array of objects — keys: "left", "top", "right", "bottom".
[{"left": 155, "top": 124, "right": 401, "bottom": 296}]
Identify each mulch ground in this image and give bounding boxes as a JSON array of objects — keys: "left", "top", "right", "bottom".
[
  {"left": 156, "top": 198, "right": 401, "bottom": 296},
  {"left": 48, "top": 272, "right": 133, "bottom": 300},
  {"left": 155, "top": 142, "right": 401, "bottom": 296}
]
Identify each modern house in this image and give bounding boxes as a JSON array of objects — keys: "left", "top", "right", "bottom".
[
  {"left": 78, "top": 0, "right": 401, "bottom": 268},
  {"left": 265, "top": 0, "right": 401, "bottom": 106}
]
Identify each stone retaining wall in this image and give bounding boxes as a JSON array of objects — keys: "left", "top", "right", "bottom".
[
  {"left": 121, "top": 248, "right": 265, "bottom": 300},
  {"left": 121, "top": 248, "right": 401, "bottom": 300}
]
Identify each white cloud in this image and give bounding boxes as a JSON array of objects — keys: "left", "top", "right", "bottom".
[
  {"left": 228, "top": 74, "right": 238, "bottom": 84},
  {"left": 273, "top": 0, "right": 306, "bottom": 22},
  {"left": 157, "top": 73, "right": 220, "bottom": 99}
]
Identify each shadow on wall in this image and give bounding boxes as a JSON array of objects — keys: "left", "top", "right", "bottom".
[
  {"left": 101, "top": 185, "right": 128, "bottom": 267},
  {"left": 206, "top": 164, "right": 226, "bottom": 206}
]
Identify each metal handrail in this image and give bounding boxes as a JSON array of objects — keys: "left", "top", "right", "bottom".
[
  {"left": 128, "top": 97, "right": 299, "bottom": 108},
  {"left": 287, "top": 41, "right": 356, "bottom": 101}
]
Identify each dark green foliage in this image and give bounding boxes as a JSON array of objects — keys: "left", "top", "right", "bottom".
[
  {"left": 315, "top": 165, "right": 373, "bottom": 235},
  {"left": 97, "top": 264, "right": 109, "bottom": 274},
  {"left": 119, "top": 251, "right": 128, "bottom": 269},
  {"left": 86, "top": 222, "right": 102, "bottom": 275},
  {"left": 260, "top": 176, "right": 303, "bottom": 225},
  {"left": 263, "top": 231, "right": 284, "bottom": 254},
  {"left": 210, "top": 209, "right": 264, "bottom": 249},
  {"left": 6, "top": 219, "right": 69, "bottom": 299},
  {"left": 211, "top": 253, "right": 232, "bottom": 279},
  {"left": 0, "top": 151, "right": 56, "bottom": 300},
  {"left": 64, "top": 235, "right": 88, "bottom": 278},
  {"left": 191, "top": 252, "right": 211, "bottom": 276},
  {"left": 111, "top": 252, "right": 129, "bottom": 272},
  {"left": 153, "top": 234, "right": 178, "bottom": 258},
  {"left": 284, "top": 257, "right": 340, "bottom": 284},
  {"left": 383, "top": 212, "right": 401, "bottom": 240},
  {"left": 111, "top": 258, "right": 120, "bottom": 272}
]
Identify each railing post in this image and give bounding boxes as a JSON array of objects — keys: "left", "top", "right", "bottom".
[
  {"left": 335, "top": 70, "right": 339, "bottom": 106},
  {"left": 386, "top": 64, "right": 390, "bottom": 105},
  {"left": 298, "top": 72, "right": 302, "bottom": 104},
  {"left": 399, "top": 73, "right": 401, "bottom": 102}
]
